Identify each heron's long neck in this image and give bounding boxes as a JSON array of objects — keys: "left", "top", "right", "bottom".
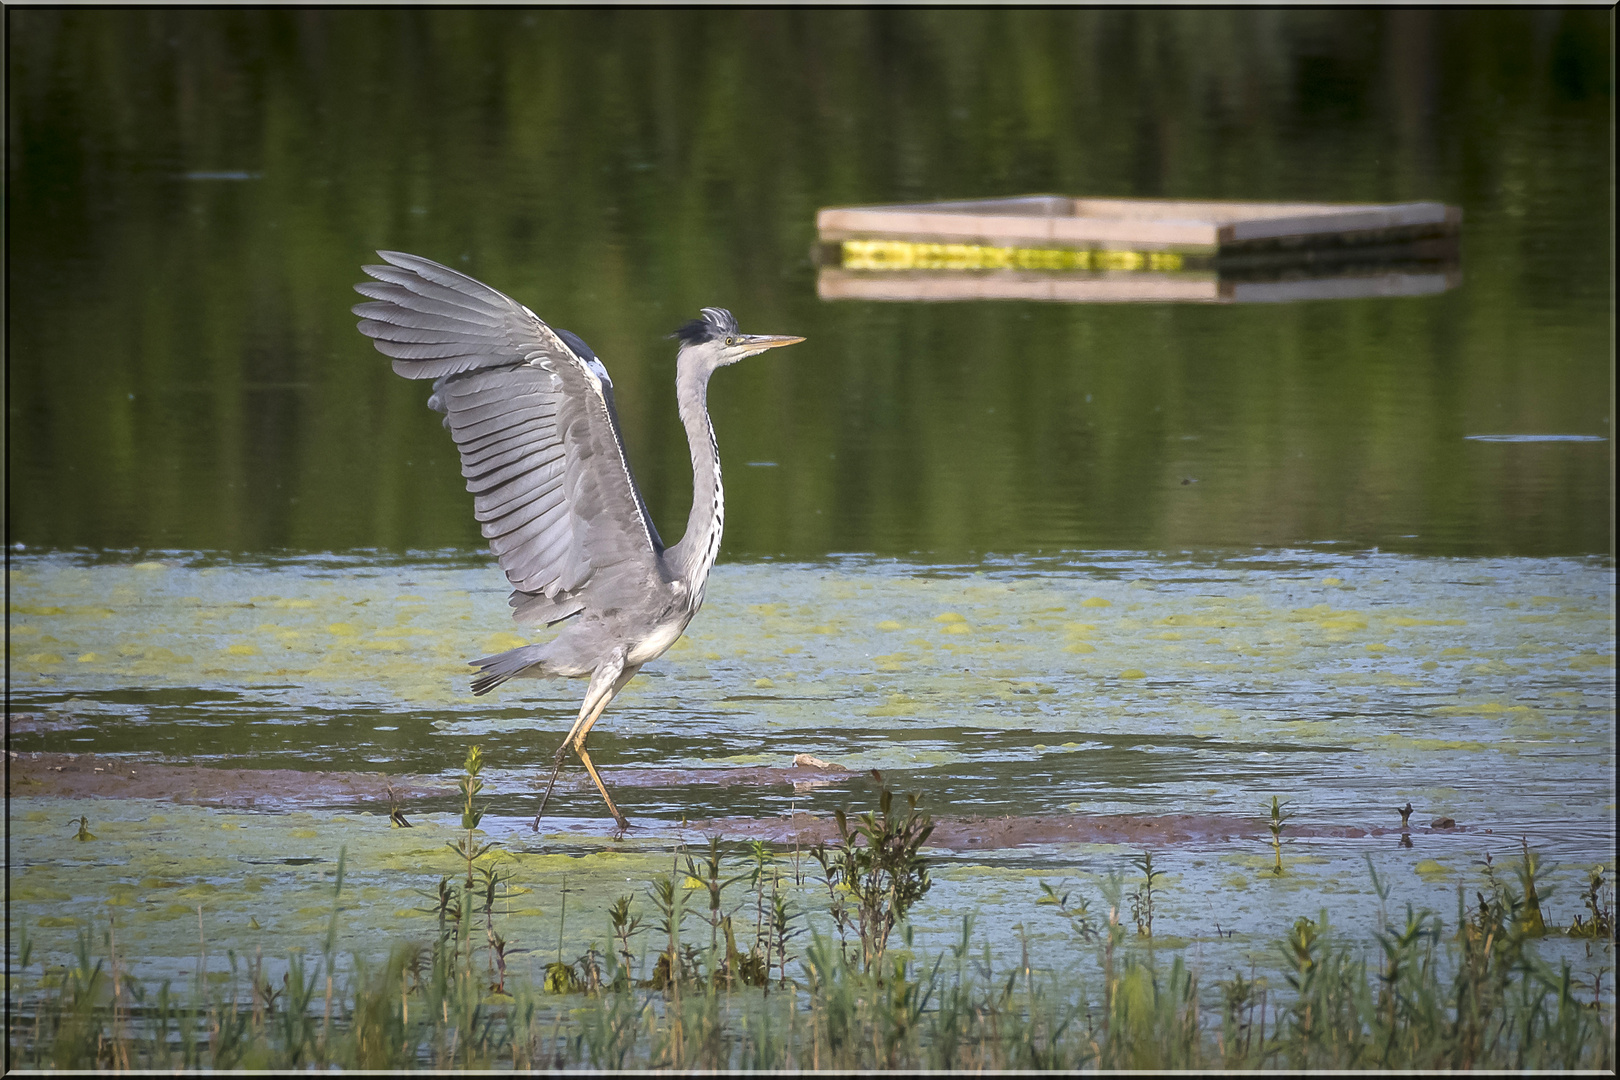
[{"left": 667, "top": 366, "right": 724, "bottom": 595}]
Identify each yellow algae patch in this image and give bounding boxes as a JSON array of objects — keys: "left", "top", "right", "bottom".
[
  {"left": 11, "top": 604, "right": 66, "bottom": 616},
  {"left": 865, "top": 693, "right": 921, "bottom": 717},
  {"left": 1377, "top": 735, "right": 1486, "bottom": 753},
  {"left": 327, "top": 622, "right": 361, "bottom": 637},
  {"left": 753, "top": 677, "right": 775, "bottom": 689},
  {"left": 1317, "top": 614, "right": 1368, "bottom": 632},
  {"left": 1119, "top": 668, "right": 1146, "bottom": 679},
  {"left": 1155, "top": 631, "right": 1184, "bottom": 641},
  {"left": 1321, "top": 577, "right": 1342, "bottom": 586},
  {"left": 13, "top": 884, "right": 72, "bottom": 902},
  {"left": 1080, "top": 597, "right": 1111, "bottom": 608},
  {"left": 1226, "top": 853, "right": 1329, "bottom": 869},
  {"left": 1569, "top": 653, "right": 1614, "bottom": 671},
  {"left": 1365, "top": 643, "right": 1389, "bottom": 652},
  {"left": 272, "top": 598, "right": 316, "bottom": 609},
  {"left": 1154, "top": 614, "right": 1229, "bottom": 628},
  {"left": 1435, "top": 702, "right": 1532, "bottom": 716},
  {"left": 226, "top": 643, "right": 261, "bottom": 656},
  {"left": 1413, "top": 859, "right": 1451, "bottom": 880},
  {"left": 934, "top": 612, "right": 966, "bottom": 623},
  {"left": 1064, "top": 642, "right": 1096, "bottom": 654},
  {"left": 876, "top": 620, "right": 903, "bottom": 631},
  {"left": 1440, "top": 647, "right": 1469, "bottom": 657},
  {"left": 482, "top": 632, "right": 528, "bottom": 651},
  {"left": 77, "top": 652, "right": 100, "bottom": 663},
  {"left": 942, "top": 623, "right": 971, "bottom": 635},
  {"left": 25, "top": 652, "right": 65, "bottom": 666}
]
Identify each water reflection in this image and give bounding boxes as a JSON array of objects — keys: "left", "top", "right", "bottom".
[{"left": 8, "top": 8, "right": 1613, "bottom": 558}]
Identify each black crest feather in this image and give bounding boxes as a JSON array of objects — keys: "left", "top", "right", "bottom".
[{"left": 670, "top": 306, "right": 737, "bottom": 346}]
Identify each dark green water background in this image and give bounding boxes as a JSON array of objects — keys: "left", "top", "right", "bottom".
[{"left": 8, "top": 8, "right": 1614, "bottom": 559}]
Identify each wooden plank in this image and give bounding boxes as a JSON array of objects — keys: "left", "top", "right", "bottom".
[
  {"left": 818, "top": 210, "right": 1216, "bottom": 250},
  {"left": 1219, "top": 202, "right": 1453, "bottom": 243},
  {"left": 1049, "top": 216, "right": 1218, "bottom": 247},
  {"left": 1071, "top": 197, "right": 1350, "bottom": 223}
]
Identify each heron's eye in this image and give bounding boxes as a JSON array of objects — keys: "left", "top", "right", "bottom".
[{"left": 725, "top": 336, "right": 736, "bottom": 346}]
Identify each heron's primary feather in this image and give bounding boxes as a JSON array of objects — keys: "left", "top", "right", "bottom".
[{"left": 353, "top": 251, "right": 665, "bottom": 621}]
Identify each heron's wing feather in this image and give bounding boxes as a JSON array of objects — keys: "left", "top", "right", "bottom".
[{"left": 353, "top": 252, "right": 664, "bottom": 613}]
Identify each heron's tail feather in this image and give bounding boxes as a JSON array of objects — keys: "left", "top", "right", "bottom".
[{"left": 469, "top": 643, "right": 551, "bottom": 696}]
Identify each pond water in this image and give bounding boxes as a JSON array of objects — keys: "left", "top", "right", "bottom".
[
  {"left": 8, "top": 548, "right": 1614, "bottom": 987},
  {"left": 6, "top": 9, "right": 1614, "bottom": 1001}
]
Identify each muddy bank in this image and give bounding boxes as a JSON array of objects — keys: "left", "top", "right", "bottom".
[
  {"left": 10, "top": 753, "right": 1468, "bottom": 851},
  {"left": 4, "top": 753, "right": 861, "bottom": 808},
  {"left": 7, "top": 752, "right": 454, "bottom": 809},
  {"left": 678, "top": 810, "right": 1455, "bottom": 850}
]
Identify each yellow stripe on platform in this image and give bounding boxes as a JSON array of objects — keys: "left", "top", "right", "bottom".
[{"left": 841, "top": 239, "right": 1184, "bottom": 273}]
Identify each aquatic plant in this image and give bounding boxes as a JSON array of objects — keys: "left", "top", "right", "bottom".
[
  {"left": 6, "top": 804, "right": 1613, "bottom": 1070},
  {"left": 1568, "top": 865, "right": 1615, "bottom": 941},
  {"left": 811, "top": 785, "right": 934, "bottom": 973},
  {"left": 1266, "top": 796, "right": 1293, "bottom": 875},
  {"left": 1038, "top": 879, "right": 1101, "bottom": 941},
  {"left": 448, "top": 744, "right": 492, "bottom": 890},
  {"left": 1128, "top": 852, "right": 1164, "bottom": 938}
]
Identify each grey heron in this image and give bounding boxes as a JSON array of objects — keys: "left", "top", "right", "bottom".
[{"left": 353, "top": 252, "right": 804, "bottom": 829}]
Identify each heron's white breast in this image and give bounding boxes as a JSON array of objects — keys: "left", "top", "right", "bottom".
[{"left": 627, "top": 612, "right": 693, "bottom": 667}]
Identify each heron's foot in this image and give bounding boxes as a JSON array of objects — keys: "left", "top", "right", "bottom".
[
  {"left": 609, "top": 813, "right": 631, "bottom": 838},
  {"left": 534, "top": 754, "right": 571, "bottom": 831}
]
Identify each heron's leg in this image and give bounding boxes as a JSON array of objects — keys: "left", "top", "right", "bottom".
[
  {"left": 534, "top": 690, "right": 614, "bottom": 828},
  {"left": 575, "top": 744, "right": 629, "bottom": 830},
  {"left": 533, "top": 652, "right": 626, "bottom": 830},
  {"left": 532, "top": 715, "right": 586, "bottom": 820},
  {"left": 565, "top": 663, "right": 641, "bottom": 830}
]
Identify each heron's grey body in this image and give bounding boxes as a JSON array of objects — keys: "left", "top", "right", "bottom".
[{"left": 352, "top": 251, "right": 803, "bottom": 827}]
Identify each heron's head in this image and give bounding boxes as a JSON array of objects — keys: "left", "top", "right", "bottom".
[{"left": 670, "top": 307, "right": 804, "bottom": 372}]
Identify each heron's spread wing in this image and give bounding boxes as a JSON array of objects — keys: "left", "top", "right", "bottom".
[{"left": 353, "top": 251, "right": 664, "bottom": 619}]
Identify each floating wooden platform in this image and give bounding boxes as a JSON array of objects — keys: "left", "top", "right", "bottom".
[
  {"left": 814, "top": 194, "right": 1461, "bottom": 304},
  {"left": 816, "top": 194, "right": 1461, "bottom": 255}
]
